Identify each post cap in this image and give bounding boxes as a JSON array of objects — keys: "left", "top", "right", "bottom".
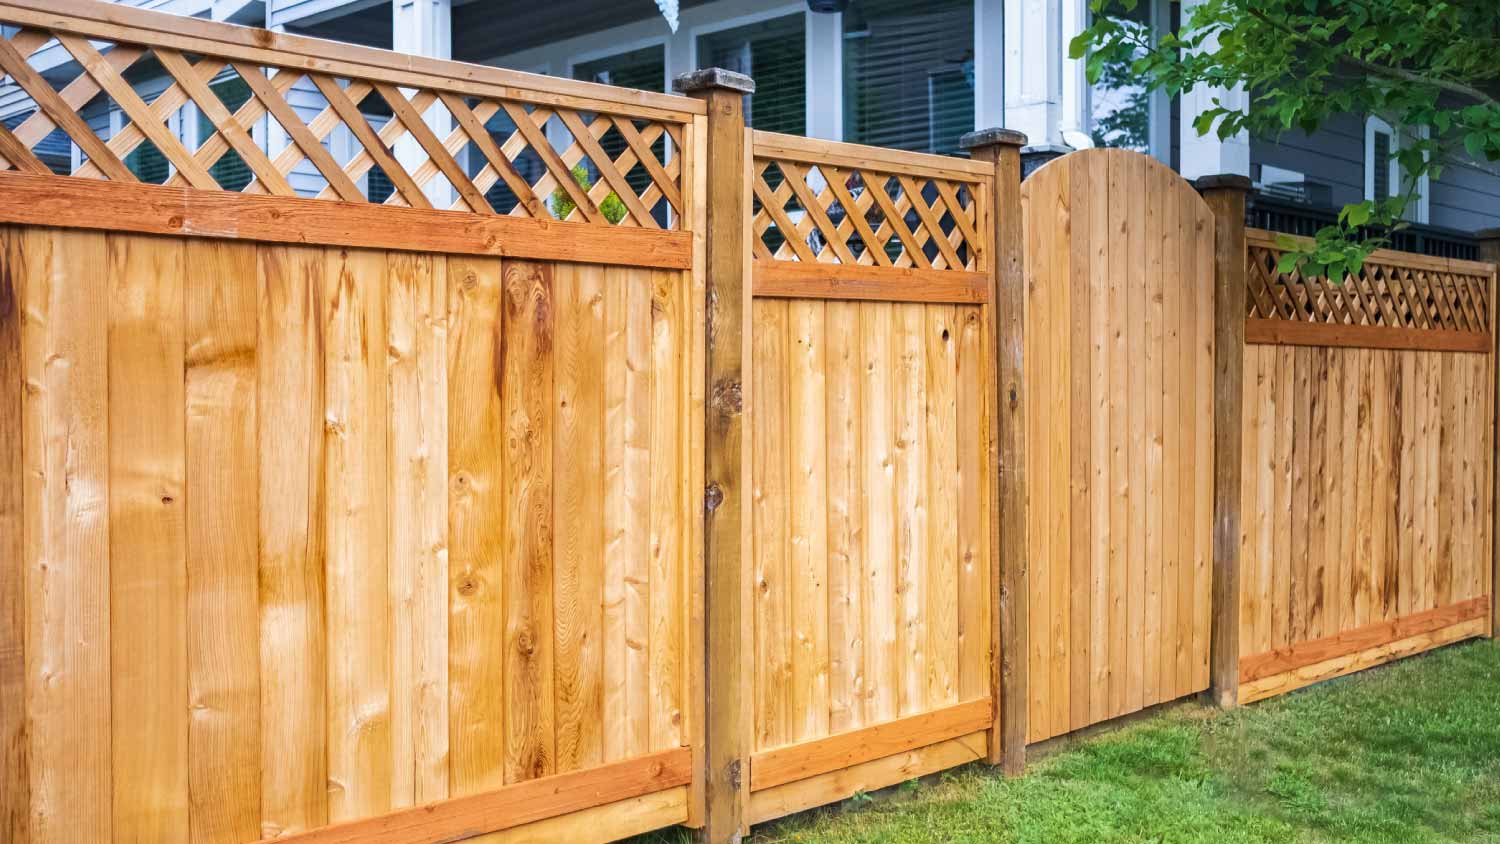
[
  {"left": 1476, "top": 227, "right": 1500, "bottom": 242},
  {"left": 1194, "top": 174, "right": 1254, "bottom": 192},
  {"left": 959, "top": 127, "right": 1028, "bottom": 150},
  {"left": 672, "top": 68, "right": 756, "bottom": 95}
]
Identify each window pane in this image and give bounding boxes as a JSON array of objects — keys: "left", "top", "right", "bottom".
[
  {"left": 842, "top": 0, "right": 974, "bottom": 156},
  {"left": 697, "top": 14, "right": 806, "bottom": 136},
  {"left": 574, "top": 44, "right": 665, "bottom": 92},
  {"left": 126, "top": 140, "right": 170, "bottom": 184},
  {"left": 1090, "top": 0, "right": 1159, "bottom": 152},
  {"left": 199, "top": 75, "right": 254, "bottom": 191}
]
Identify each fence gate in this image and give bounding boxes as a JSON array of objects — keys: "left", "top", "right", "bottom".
[{"left": 1020, "top": 148, "right": 1217, "bottom": 741}]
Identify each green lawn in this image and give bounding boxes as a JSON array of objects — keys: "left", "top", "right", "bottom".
[{"left": 643, "top": 637, "right": 1500, "bottom": 844}]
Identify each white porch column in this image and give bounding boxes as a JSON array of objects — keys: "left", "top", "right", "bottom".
[
  {"left": 1178, "top": 0, "right": 1249, "bottom": 179},
  {"left": 975, "top": 0, "right": 1004, "bottom": 131},
  {"left": 393, "top": 0, "right": 455, "bottom": 205},
  {"left": 1003, "top": 0, "right": 1088, "bottom": 148},
  {"left": 805, "top": 9, "right": 842, "bottom": 141}
]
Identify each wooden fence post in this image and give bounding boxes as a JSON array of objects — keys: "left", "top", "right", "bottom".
[
  {"left": 1198, "top": 174, "right": 1252, "bottom": 708},
  {"left": 1480, "top": 228, "right": 1500, "bottom": 640},
  {"left": 960, "top": 127, "right": 1028, "bottom": 775},
  {"left": 675, "top": 68, "right": 754, "bottom": 844}
]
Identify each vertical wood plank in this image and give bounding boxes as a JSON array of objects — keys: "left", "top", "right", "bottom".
[
  {"left": 860, "top": 302, "right": 898, "bottom": 725},
  {"left": 21, "top": 229, "right": 112, "bottom": 843},
  {"left": 895, "top": 303, "right": 929, "bottom": 718},
  {"left": 1192, "top": 204, "right": 1216, "bottom": 692},
  {"left": 1049, "top": 161, "right": 1071, "bottom": 737},
  {"left": 1024, "top": 160, "right": 1054, "bottom": 738},
  {"left": 751, "top": 298, "right": 790, "bottom": 750},
  {"left": 1105, "top": 153, "right": 1128, "bottom": 720},
  {"left": 0, "top": 227, "right": 24, "bottom": 844},
  {"left": 650, "top": 269, "right": 687, "bottom": 752},
  {"left": 1307, "top": 349, "right": 1329, "bottom": 641},
  {"left": 553, "top": 263, "right": 605, "bottom": 772},
  {"left": 787, "top": 299, "right": 829, "bottom": 741},
  {"left": 446, "top": 254, "right": 507, "bottom": 796},
  {"left": 1325, "top": 351, "right": 1347, "bottom": 635},
  {"left": 323, "top": 247, "right": 392, "bottom": 822},
  {"left": 1087, "top": 151, "right": 1112, "bottom": 722},
  {"left": 501, "top": 260, "right": 555, "bottom": 783},
  {"left": 826, "top": 301, "right": 865, "bottom": 730},
  {"left": 1355, "top": 350, "right": 1375, "bottom": 629},
  {"left": 257, "top": 245, "right": 328, "bottom": 836},
  {"left": 1160, "top": 170, "right": 1181, "bottom": 700},
  {"left": 108, "top": 233, "right": 189, "bottom": 844},
  {"left": 955, "top": 304, "right": 986, "bottom": 705},
  {"left": 1437, "top": 354, "right": 1455, "bottom": 608},
  {"left": 926, "top": 304, "right": 960, "bottom": 711},
  {"left": 1124, "top": 152, "right": 1147, "bottom": 715},
  {"left": 1271, "top": 348, "right": 1293, "bottom": 651},
  {"left": 1289, "top": 348, "right": 1311, "bottom": 647},
  {"left": 184, "top": 239, "right": 261, "bottom": 843},
  {"left": 1426, "top": 353, "right": 1442, "bottom": 611},
  {"left": 387, "top": 250, "right": 450, "bottom": 805},
  {"left": 1142, "top": 161, "right": 1163, "bottom": 707},
  {"left": 1398, "top": 352, "right": 1416, "bottom": 618},
  {"left": 1068, "top": 164, "right": 1093, "bottom": 728}
]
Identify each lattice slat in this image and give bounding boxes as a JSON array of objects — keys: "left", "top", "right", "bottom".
[
  {"left": 0, "top": 15, "right": 688, "bottom": 228},
  {"left": 1246, "top": 230, "right": 1495, "bottom": 339},
  {"left": 751, "top": 149, "right": 982, "bottom": 272}
]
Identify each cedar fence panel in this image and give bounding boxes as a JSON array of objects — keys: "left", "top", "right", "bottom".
[
  {"left": 1237, "top": 230, "right": 1494, "bottom": 703},
  {"left": 0, "top": 2, "right": 706, "bottom": 842},
  {"left": 1019, "top": 148, "right": 1218, "bottom": 742},
  {"left": 742, "top": 131, "right": 1001, "bottom": 825}
]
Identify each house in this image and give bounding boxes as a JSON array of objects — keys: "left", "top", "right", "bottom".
[{"left": 4, "top": 0, "right": 1496, "bottom": 256}]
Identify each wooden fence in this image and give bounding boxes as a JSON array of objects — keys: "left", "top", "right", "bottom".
[
  {"left": 0, "top": 2, "right": 1498, "bottom": 843},
  {"left": 742, "top": 131, "right": 999, "bottom": 825},
  {"left": 1235, "top": 232, "right": 1495, "bottom": 703},
  {"left": 0, "top": 4, "right": 706, "bottom": 843}
]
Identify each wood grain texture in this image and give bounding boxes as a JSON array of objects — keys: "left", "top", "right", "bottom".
[
  {"left": 185, "top": 239, "right": 262, "bottom": 843},
  {"left": 0, "top": 172, "right": 694, "bottom": 270},
  {"left": 1020, "top": 149, "right": 1216, "bottom": 741},
  {"left": 447, "top": 254, "right": 508, "bottom": 801},
  {"left": 108, "top": 232, "right": 190, "bottom": 843},
  {"left": 258, "top": 245, "right": 330, "bottom": 836},
  {"left": 500, "top": 260, "right": 556, "bottom": 784},
  {"left": 1237, "top": 344, "right": 1494, "bottom": 696},
  {"left": 0, "top": 228, "right": 25, "bottom": 844},
  {"left": 748, "top": 698, "right": 991, "bottom": 792}
]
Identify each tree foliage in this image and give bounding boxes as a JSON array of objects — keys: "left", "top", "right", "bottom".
[{"left": 1073, "top": 0, "right": 1500, "bottom": 280}]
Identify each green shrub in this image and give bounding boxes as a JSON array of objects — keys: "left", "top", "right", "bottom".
[{"left": 551, "top": 164, "right": 627, "bottom": 224}]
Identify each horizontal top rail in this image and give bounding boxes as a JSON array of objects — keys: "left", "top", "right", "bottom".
[
  {"left": 0, "top": 0, "right": 700, "bottom": 235},
  {"left": 0, "top": 0, "right": 704, "bottom": 121},
  {"left": 749, "top": 130, "right": 989, "bottom": 285},
  {"left": 1245, "top": 227, "right": 1496, "bottom": 353}
]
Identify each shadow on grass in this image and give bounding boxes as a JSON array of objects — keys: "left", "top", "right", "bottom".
[{"left": 629, "top": 638, "right": 1500, "bottom": 844}]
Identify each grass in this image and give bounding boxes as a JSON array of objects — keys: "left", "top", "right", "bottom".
[{"left": 634, "top": 637, "right": 1500, "bottom": 844}]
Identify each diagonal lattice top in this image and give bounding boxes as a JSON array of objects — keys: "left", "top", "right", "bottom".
[
  {"left": 1246, "top": 229, "right": 1495, "bottom": 335},
  {"left": 0, "top": 1, "right": 698, "bottom": 229},
  {"left": 750, "top": 136, "right": 986, "bottom": 273}
]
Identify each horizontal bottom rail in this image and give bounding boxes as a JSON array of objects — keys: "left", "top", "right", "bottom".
[
  {"left": 1245, "top": 319, "right": 1491, "bottom": 354},
  {"left": 749, "top": 698, "right": 993, "bottom": 792},
  {"left": 1238, "top": 604, "right": 1489, "bottom": 705},
  {"left": 747, "top": 730, "right": 989, "bottom": 827},
  {"left": 0, "top": 171, "right": 694, "bottom": 270},
  {"left": 753, "top": 260, "right": 989, "bottom": 304},
  {"left": 255, "top": 748, "right": 691, "bottom": 844}
]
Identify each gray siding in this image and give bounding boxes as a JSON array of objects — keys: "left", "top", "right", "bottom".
[{"left": 1252, "top": 112, "right": 1500, "bottom": 233}]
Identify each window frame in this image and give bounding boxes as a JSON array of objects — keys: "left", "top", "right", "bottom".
[{"left": 1365, "top": 115, "right": 1430, "bottom": 224}]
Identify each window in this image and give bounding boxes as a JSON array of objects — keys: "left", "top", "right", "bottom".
[
  {"left": 197, "top": 75, "right": 254, "bottom": 191},
  {"left": 842, "top": 0, "right": 974, "bottom": 156},
  {"left": 574, "top": 44, "right": 665, "bottom": 93},
  {"left": 1365, "top": 116, "right": 1429, "bottom": 223},
  {"left": 697, "top": 13, "right": 806, "bottom": 136}
]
